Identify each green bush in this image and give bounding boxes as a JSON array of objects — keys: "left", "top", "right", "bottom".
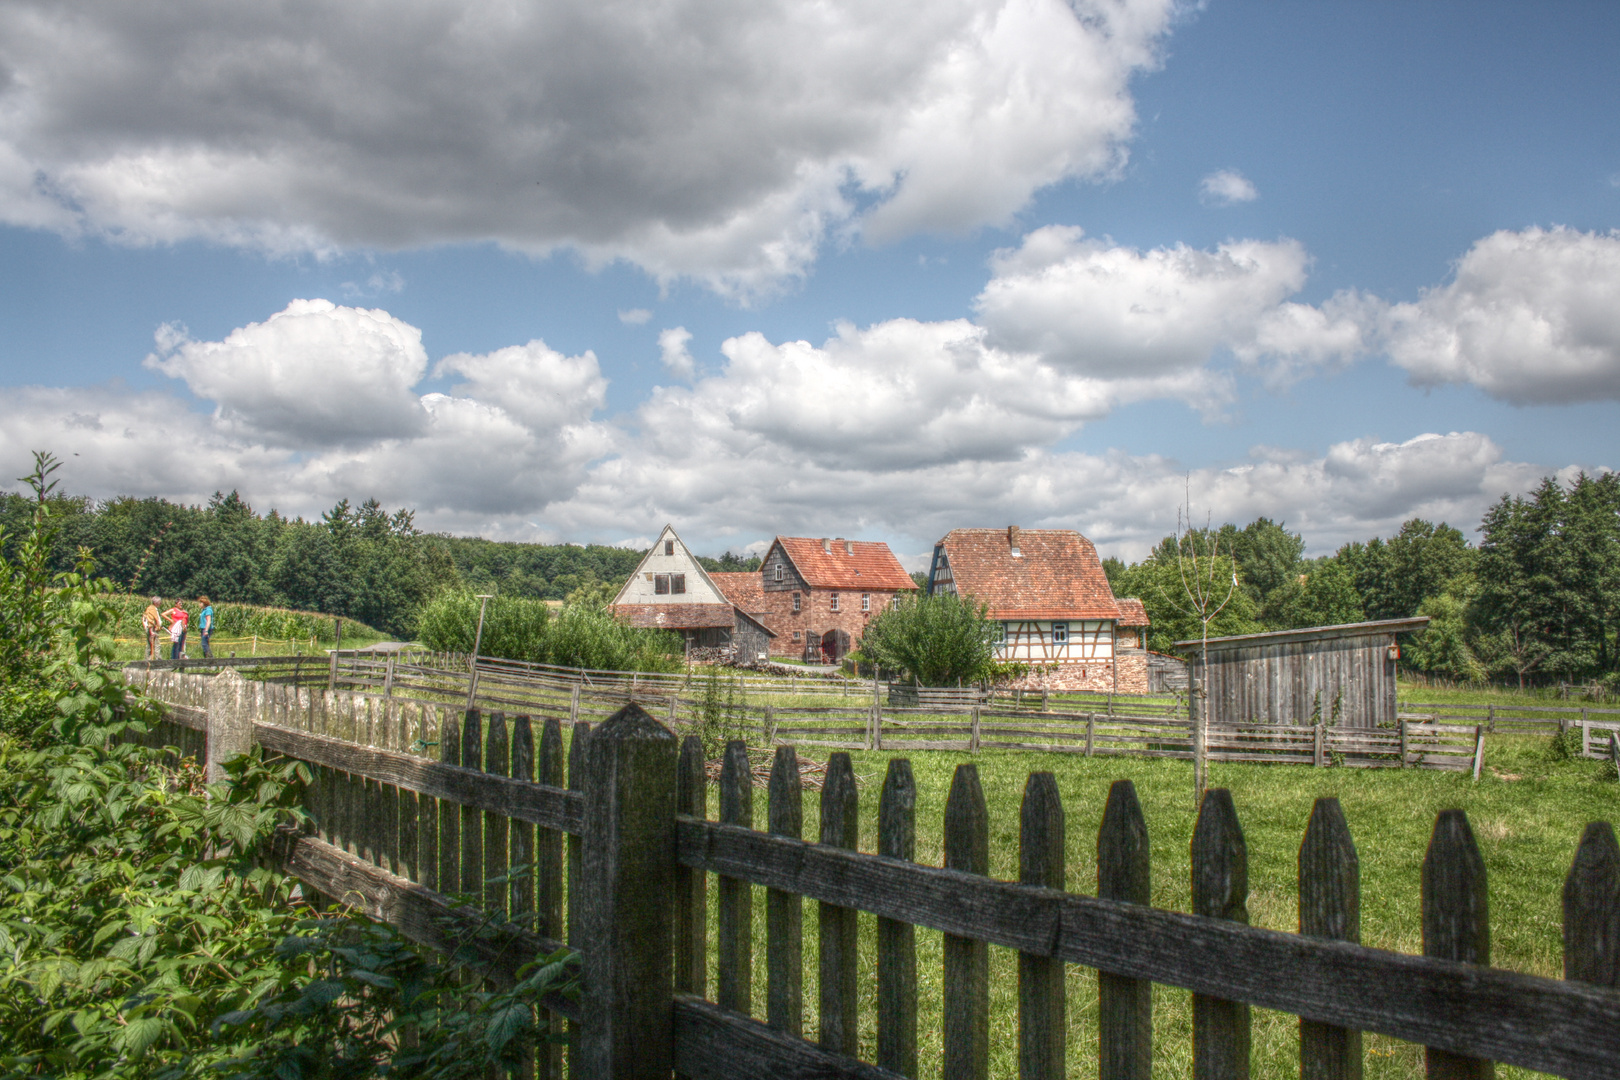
[
  {"left": 858, "top": 591, "right": 997, "bottom": 687},
  {"left": 414, "top": 591, "right": 553, "bottom": 660},
  {"left": 542, "top": 603, "right": 681, "bottom": 673}
]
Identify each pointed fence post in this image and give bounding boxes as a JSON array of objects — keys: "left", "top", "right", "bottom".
[
  {"left": 943, "top": 763, "right": 990, "bottom": 1080},
  {"left": 1019, "top": 772, "right": 1065, "bottom": 1080},
  {"left": 675, "top": 735, "right": 708, "bottom": 1002},
  {"left": 1564, "top": 821, "right": 1620, "bottom": 988},
  {"left": 1422, "top": 810, "right": 1493, "bottom": 1080},
  {"left": 717, "top": 740, "right": 754, "bottom": 1014},
  {"left": 878, "top": 758, "right": 917, "bottom": 1077},
  {"left": 768, "top": 746, "right": 804, "bottom": 1037},
  {"left": 1191, "top": 788, "right": 1250, "bottom": 1080},
  {"left": 577, "top": 703, "right": 678, "bottom": 1080},
  {"left": 1299, "top": 798, "right": 1362, "bottom": 1080},
  {"left": 819, "top": 753, "right": 860, "bottom": 1056},
  {"left": 1098, "top": 780, "right": 1151, "bottom": 1080}
]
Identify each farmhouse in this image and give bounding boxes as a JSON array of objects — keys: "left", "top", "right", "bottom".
[
  {"left": 610, "top": 525, "right": 775, "bottom": 660},
  {"left": 726, "top": 536, "right": 916, "bottom": 663},
  {"left": 927, "top": 525, "right": 1148, "bottom": 692}
]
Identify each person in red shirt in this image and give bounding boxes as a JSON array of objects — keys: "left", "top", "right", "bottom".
[{"left": 164, "top": 605, "right": 189, "bottom": 660}]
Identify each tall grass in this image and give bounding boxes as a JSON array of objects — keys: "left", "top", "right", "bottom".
[{"left": 414, "top": 590, "right": 682, "bottom": 673}]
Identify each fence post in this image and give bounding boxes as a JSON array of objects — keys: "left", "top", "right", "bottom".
[
  {"left": 384, "top": 654, "right": 395, "bottom": 699},
  {"left": 1298, "top": 798, "right": 1361, "bottom": 1079},
  {"left": 1086, "top": 713, "right": 1096, "bottom": 758},
  {"left": 570, "top": 685, "right": 581, "bottom": 726},
  {"left": 1019, "top": 773, "right": 1065, "bottom": 1080},
  {"left": 970, "top": 706, "right": 981, "bottom": 753},
  {"left": 819, "top": 754, "right": 860, "bottom": 1056},
  {"left": 1399, "top": 720, "right": 1409, "bottom": 768},
  {"left": 943, "top": 763, "right": 990, "bottom": 1080},
  {"left": 1098, "top": 780, "right": 1151, "bottom": 1080},
  {"left": 668, "top": 694, "right": 678, "bottom": 728},
  {"left": 1040, "top": 686, "right": 1049, "bottom": 712},
  {"left": 577, "top": 703, "right": 678, "bottom": 1080},
  {"left": 1486, "top": 704, "right": 1494, "bottom": 733},
  {"left": 762, "top": 705, "right": 774, "bottom": 745},
  {"left": 1564, "top": 821, "right": 1620, "bottom": 988},
  {"left": 717, "top": 741, "right": 753, "bottom": 1015},
  {"left": 878, "top": 759, "right": 917, "bottom": 1076},
  {"left": 675, "top": 734, "right": 707, "bottom": 1002},
  {"left": 1422, "top": 810, "right": 1492, "bottom": 1079},
  {"left": 768, "top": 746, "right": 804, "bottom": 1038},
  {"left": 204, "top": 668, "right": 253, "bottom": 783},
  {"left": 327, "top": 649, "right": 339, "bottom": 693},
  {"left": 1472, "top": 726, "right": 1485, "bottom": 782},
  {"left": 1191, "top": 788, "right": 1250, "bottom": 1080},
  {"left": 1313, "top": 722, "right": 1325, "bottom": 768}
]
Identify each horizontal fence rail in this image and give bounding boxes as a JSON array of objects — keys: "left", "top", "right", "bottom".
[{"left": 124, "top": 666, "right": 1620, "bottom": 1080}]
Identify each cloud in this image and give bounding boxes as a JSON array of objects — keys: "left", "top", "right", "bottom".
[
  {"left": 144, "top": 299, "right": 430, "bottom": 446},
  {"left": 975, "top": 226, "right": 1310, "bottom": 378},
  {"left": 0, "top": 0, "right": 1177, "bottom": 297},
  {"left": 657, "top": 327, "right": 696, "bottom": 378},
  {"left": 617, "top": 308, "right": 652, "bottom": 326},
  {"left": 1199, "top": 169, "right": 1257, "bottom": 205},
  {"left": 1380, "top": 226, "right": 1620, "bottom": 404}
]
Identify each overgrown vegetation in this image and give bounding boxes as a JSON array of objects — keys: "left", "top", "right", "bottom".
[
  {"left": 0, "top": 452, "right": 575, "bottom": 1077},
  {"left": 1107, "top": 472, "right": 1620, "bottom": 692},
  {"left": 857, "top": 592, "right": 997, "bottom": 686},
  {"left": 414, "top": 589, "right": 682, "bottom": 672}
]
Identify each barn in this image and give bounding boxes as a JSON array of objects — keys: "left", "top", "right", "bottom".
[{"left": 1175, "top": 617, "right": 1430, "bottom": 729}]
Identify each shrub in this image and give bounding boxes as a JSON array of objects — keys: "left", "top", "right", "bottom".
[
  {"left": 858, "top": 591, "right": 997, "bottom": 687},
  {"left": 415, "top": 590, "right": 553, "bottom": 661},
  {"left": 415, "top": 590, "right": 682, "bottom": 673}
]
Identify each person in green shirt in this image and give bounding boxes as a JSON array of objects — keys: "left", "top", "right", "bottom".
[{"left": 197, "top": 597, "right": 215, "bottom": 658}]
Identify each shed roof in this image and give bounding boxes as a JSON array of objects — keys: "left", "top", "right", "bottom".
[
  {"left": 770, "top": 537, "right": 916, "bottom": 591},
  {"left": 936, "top": 528, "right": 1121, "bottom": 620},
  {"left": 708, "top": 572, "right": 766, "bottom": 609},
  {"left": 1116, "top": 597, "right": 1151, "bottom": 627},
  {"left": 1173, "top": 616, "right": 1431, "bottom": 652}
]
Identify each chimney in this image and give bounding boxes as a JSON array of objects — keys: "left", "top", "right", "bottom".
[
  {"left": 843, "top": 539, "right": 853, "bottom": 556},
  {"left": 822, "top": 537, "right": 831, "bottom": 553},
  {"left": 1008, "top": 525, "right": 1022, "bottom": 556}
]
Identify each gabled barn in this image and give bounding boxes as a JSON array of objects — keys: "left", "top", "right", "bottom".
[
  {"left": 610, "top": 525, "right": 775, "bottom": 660},
  {"left": 927, "top": 525, "right": 1147, "bottom": 692}
]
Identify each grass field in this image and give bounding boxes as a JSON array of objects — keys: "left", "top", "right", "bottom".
[{"left": 674, "top": 730, "right": 1614, "bottom": 1079}]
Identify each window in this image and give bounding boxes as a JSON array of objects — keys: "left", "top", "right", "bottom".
[
  {"left": 1051, "top": 621, "right": 1069, "bottom": 644},
  {"left": 671, "top": 573, "right": 685, "bottom": 594},
  {"left": 665, "top": 540, "right": 675, "bottom": 556},
  {"left": 861, "top": 592, "right": 870, "bottom": 611},
  {"left": 654, "top": 574, "right": 670, "bottom": 595},
  {"left": 993, "top": 621, "right": 1006, "bottom": 645},
  {"left": 830, "top": 593, "right": 840, "bottom": 612},
  {"left": 791, "top": 631, "right": 801, "bottom": 642},
  {"left": 774, "top": 563, "right": 783, "bottom": 583},
  {"left": 792, "top": 592, "right": 801, "bottom": 612}
]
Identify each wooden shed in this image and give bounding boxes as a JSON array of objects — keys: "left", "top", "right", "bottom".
[{"left": 1174, "top": 617, "right": 1429, "bottom": 730}]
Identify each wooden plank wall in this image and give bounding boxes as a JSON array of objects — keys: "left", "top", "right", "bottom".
[{"left": 1197, "top": 630, "right": 1399, "bottom": 730}]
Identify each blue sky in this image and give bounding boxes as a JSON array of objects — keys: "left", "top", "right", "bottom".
[{"left": 1, "top": 0, "right": 1616, "bottom": 566}]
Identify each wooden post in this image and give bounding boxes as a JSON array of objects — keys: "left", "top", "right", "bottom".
[
  {"left": 970, "top": 706, "right": 981, "bottom": 753},
  {"left": 668, "top": 693, "right": 679, "bottom": 728},
  {"left": 878, "top": 758, "right": 917, "bottom": 1077},
  {"left": 1400, "top": 720, "right": 1410, "bottom": 768},
  {"left": 762, "top": 705, "right": 774, "bottom": 745},
  {"left": 577, "top": 702, "right": 678, "bottom": 1080},
  {"left": 819, "top": 753, "right": 859, "bottom": 1057},
  {"left": 384, "top": 653, "right": 395, "bottom": 699},
  {"left": 437, "top": 711, "right": 461, "bottom": 902},
  {"left": 943, "top": 763, "right": 990, "bottom": 1080},
  {"left": 717, "top": 740, "right": 754, "bottom": 1015},
  {"left": 328, "top": 648, "right": 339, "bottom": 693},
  {"left": 1422, "top": 810, "right": 1493, "bottom": 1079},
  {"left": 570, "top": 684, "right": 581, "bottom": 726},
  {"left": 1486, "top": 704, "right": 1494, "bottom": 733},
  {"left": 204, "top": 668, "right": 252, "bottom": 784},
  {"left": 1098, "top": 780, "right": 1151, "bottom": 1080},
  {"left": 1299, "top": 798, "right": 1362, "bottom": 1080},
  {"left": 675, "top": 735, "right": 708, "bottom": 1011},
  {"left": 767, "top": 746, "right": 804, "bottom": 1038},
  {"left": 1564, "top": 821, "right": 1620, "bottom": 988},
  {"left": 1085, "top": 713, "right": 1096, "bottom": 757},
  {"left": 1019, "top": 772, "right": 1065, "bottom": 1080},
  {"left": 417, "top": 706, "right": 440, "bottom": 892},
  {"left": 1313, "top": 722, "right": 1326, "bottom": 768},
  {"left": 1191, "top": 788, "right": 1250, "bottom": 1080},
  {"left": 1472, "top": 725, "right": 1485, "bottom": 782},
  {"left": 483, "top": 712, "right": 510, "bottom": 915},
  {"left": 1040, "top": 686, "right": 1049, "bottom": 712},
  {"left": 397, "top": 704, "right": 420, "bottom": 886}
]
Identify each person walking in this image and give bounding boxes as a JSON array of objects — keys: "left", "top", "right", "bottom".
[
  {"left": 142, "top": 596, "right": 162, "bottom": 660},
  {"left": 164, "top": 603, "right": 189, "bottom": 660},
  {"left": 197, "top": 596, "right": 215, "bottom": 658}
]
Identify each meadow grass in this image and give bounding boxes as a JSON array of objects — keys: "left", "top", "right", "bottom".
[{"left": 674, "top": 731, "right": 1614, "bottom": 1079}]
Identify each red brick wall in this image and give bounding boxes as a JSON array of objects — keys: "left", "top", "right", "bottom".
[
  {"left": 1001, "top": 652, "right": 1148, "bottom": 693},
  {"left": 758, "top": 586, "right": 902, "bottom": 658}
]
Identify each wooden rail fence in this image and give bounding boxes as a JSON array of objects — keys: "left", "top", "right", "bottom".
[{"left": 124, "top": 668, "right": 1620, "bottom": 1079}]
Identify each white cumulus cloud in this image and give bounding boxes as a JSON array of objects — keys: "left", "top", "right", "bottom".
[
  {"left": 1199, "top": 169, "right": 1258, "bottom": 205},
  {"left": 657, "top": 327, "right": 696, "bottom": 379},
  {"left": 0, "top": 0, "right": 1177, "bottom": 297}
]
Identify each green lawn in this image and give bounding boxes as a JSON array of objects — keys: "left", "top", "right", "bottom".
[{"left": 681, "top": 731, "right": 1615, "bottom": 1079}]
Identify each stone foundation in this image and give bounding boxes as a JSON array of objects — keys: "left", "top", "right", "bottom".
[{"left": 1001, "top": 653, "right": 1148, "bottom": 694}]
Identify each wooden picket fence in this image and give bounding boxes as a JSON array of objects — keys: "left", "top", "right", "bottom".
[{"left": 124, "top": 666, "right": 1620, "bottom": 1079}]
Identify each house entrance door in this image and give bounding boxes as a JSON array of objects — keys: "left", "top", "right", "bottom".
[{"left": 820, "top": 628, "right": 850, "bottom": 664}]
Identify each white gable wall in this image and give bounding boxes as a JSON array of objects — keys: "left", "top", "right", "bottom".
[{"left": 613, "top": 525, "right": 728, "bottom": 605}]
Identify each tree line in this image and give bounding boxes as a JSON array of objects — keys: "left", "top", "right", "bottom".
[
  {"left": 1105, "top": 472, "right": 1620, "bottom": 690},
  {"left": 0, "top": 485, "right": 761, "bottom": 639}
]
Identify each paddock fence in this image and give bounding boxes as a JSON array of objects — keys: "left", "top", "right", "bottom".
[{"left": 123, "top": 667, "right": 1620, "bottom": 1079}]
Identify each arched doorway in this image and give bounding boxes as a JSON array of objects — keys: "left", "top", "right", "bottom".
[{"left": 820, "top": 628, "right": 850, "bottom": 664}]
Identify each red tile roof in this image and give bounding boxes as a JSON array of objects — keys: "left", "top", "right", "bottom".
[
  {"left": 612, "top": 603, "right": 736, "bottom": 630},
  {"left": 1116, "top": 597, "right": 1150, "bottom": 627},
  {"left": 708, "top": 572, "right": 766, "bottom": 610},
  {"left": 936, "top": 528, "right": 1122, "bottom": 621},
  {"left": 771, "top": 537, "right": 917, "bottom": 591}
]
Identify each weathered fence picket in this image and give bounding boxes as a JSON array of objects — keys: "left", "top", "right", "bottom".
[
  {"left": 766, "top": 746, "right": 804, "bottom": 1038},
  {"left": 717, "top": 741, "right": 753, "bottom": 1015},
  {"left": 876, "top": 759, "right": 917, "bottom": 1077},
  {"left": 943, "top": 763, "right": 990, "bottom": 1080},
  {"left": 819, "top": 753, "right": 860, "bottom": 1057}
]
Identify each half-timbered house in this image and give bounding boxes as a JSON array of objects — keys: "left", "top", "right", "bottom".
[{"left": 927, "top": 525, "right": 1148, "bottom": 692}]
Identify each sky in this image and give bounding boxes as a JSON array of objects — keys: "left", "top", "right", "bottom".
[{"left": 1, "top": 0, "right": 1617, "bottom": 568}]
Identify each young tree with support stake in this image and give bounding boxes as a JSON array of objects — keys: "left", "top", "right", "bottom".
[{"left": 1157, "top": 483, "right": 1238, "bottom": 802}]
